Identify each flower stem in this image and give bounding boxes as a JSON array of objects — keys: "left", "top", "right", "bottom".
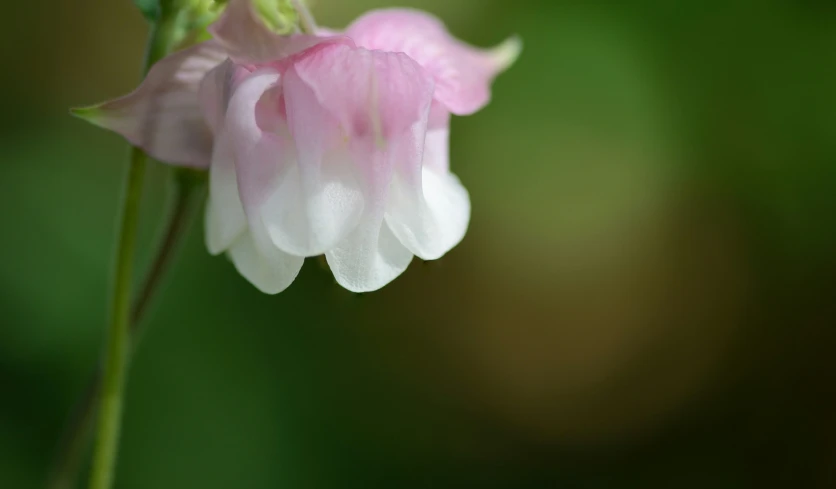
[
  {"left": 86, "top": 147, "right": 147, "bottom": 489},
  {"left": 47, "top": 172, "right": 205, "bottom": 489},
  {"left": 132, "top": 171, "right": 206, "bottom": 344},
  {"left": 85, "top": 18, "right": 181, "bottom": 489}
]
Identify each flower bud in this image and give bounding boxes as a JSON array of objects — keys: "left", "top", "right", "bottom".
[
  {"left": 253, "top": 0, "right": 300, "bottom": 34},
  {"left": 171, "top": 0, "right": 225, "bottom": 45}
]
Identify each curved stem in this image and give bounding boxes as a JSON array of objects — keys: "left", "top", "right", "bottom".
[
  {"left": 47, "top": 176, "right": 204, "bottom": 489},
  {"left": 131, "top": 173, "right": 205, "bottom": 344}
]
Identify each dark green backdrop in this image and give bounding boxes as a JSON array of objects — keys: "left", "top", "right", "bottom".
[{"left": 2, "top": 0, "right": 836, "bottom": 487}]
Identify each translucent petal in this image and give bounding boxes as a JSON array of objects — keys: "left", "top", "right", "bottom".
[
  {"left": 228, "top": 229, "right": 304, "bottom": 294},
  {"left": 325, "top": 215, "right": 414, "bottom": 293},
  {"left": 346, "top": 9, "right": 520, "bottom": 115},
  {"left": 72, "top": 41, "right": 226, "bottom": 167},
  {"left": 205, "top": 130, "right": 247, "bottom": 254}
]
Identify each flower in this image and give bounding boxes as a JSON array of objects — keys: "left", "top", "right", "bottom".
[{"left": 75, "top": 0, "right": 520, "bottom": 293}]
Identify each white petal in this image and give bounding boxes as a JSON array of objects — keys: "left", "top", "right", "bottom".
[
  {"left": 321, "top": 139, "right": 416, "bottom": 292},
  {"left": 205, "top": 131, "right": 247, "bottom": 255},
  {"left": 385, "top": 166, "right": 470, "bottom": 261},
  {"left": 261, "top": 151, "right": 365, "bottom": 257},
  {"left": 383, "top": 122, "right": 469, "bottom": 261},
  {"left": 219, "top": 68, "right": 305, "bottom": 294},
  {"left": 228, "top": 229, "right": 304, "bottom": 294},
  {"left": 325, "top": 216, "right": 414, "bottom": 293},
  {"left": 259, "top": 68, "right": 366, "bottom": 257}
]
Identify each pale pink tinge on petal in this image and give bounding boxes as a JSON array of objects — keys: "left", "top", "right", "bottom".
[
  {"left": 209, "top": 0, "right": 344, "bottom": 64},
  {"left": 289, "top": 43, "right": 435, "bottom": 142},
  {"left": 287, "top": 42, "right": 438, "bottom": 289},
  {"left": 199, "top": 59, "right": 252, "bottom": 135},
  {"left": 222, "top": 67, "right": 363, "bottom": 260},
  {"left": 384, "top": 116, "right": 470, "bottom": 261},
  {"left": 346, "top": 9, "right": 521, "bottom": 115},
  {"left": 315, "top": 26, "right": 342, "bottom": 37},
  {"left": 222, "top": 69, "right": 287, "bottom": 210},
  {"left": 205, "top": 130, "right": 247, "bottom": 255},
  {"left": 220, "top": 68, "right": 307, "bottom": 292},
  {"left": 427, "top": 101, "right": 451, "bottom": 130},
  {"left": 423, "top": 115, "right": 450, "bottom": 172},
  {"left": 258, "top": 67, "right": 365, "bottom": 257},
  {"left": 73, "top": 41, "right": 227, "bottom": 167}
]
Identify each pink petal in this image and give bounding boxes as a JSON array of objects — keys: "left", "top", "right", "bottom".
[
  {"left": 222, "top": 67, "right": 366, "bottom": 260},
  {"left": 222, "top": 69, "right": 287, "bottom": 209},
  {"left": 286, "top": 42, "right": 436, "bottom": 290},
  {"left": 289, "top": 43, "right": 435, "bottom": 142},
  {"left": 346, "top": 9, "right": 521, "bottom": 115},
  {"left": 260, "top": 67, "right": 365, "bottom": 257},
  {"left": 423, "top": 111, "right": 450, "bottom": 171},
  {"left": 208, "top": 0, "right": 345, "bottom": 64},
  {"left": 73, "top": 42, "right": 226, "bottom": 167}
]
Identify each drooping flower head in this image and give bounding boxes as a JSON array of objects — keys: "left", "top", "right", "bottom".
[{"left": 76, "top": 0, "right": 520, "bottom": 293}]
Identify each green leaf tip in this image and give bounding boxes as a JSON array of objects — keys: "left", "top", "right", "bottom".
[
  {"left": 492, "top": 35, "right": 523, "bottom": 72},
  {"left": 69, "top": 106, "right": 102, "bottom": 121}
]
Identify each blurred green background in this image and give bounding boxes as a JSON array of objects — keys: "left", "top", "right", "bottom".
[{"left": 3, "top": 0, "right": 836, "bottom": 487}]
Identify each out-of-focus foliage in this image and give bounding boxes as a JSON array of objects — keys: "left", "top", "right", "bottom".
[
  {"left": 134, "top": 0, "right": 160, "bottom": 21},
  {"left": 1, "top": 0, "right": 836, "bottom": 488}
]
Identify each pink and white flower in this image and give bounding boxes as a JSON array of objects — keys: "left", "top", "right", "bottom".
[{"left": 77, "top": 0, "right": 520, "bottom": 293}]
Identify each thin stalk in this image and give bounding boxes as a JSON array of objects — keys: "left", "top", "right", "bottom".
[
  {"left": 47, "top": 175, "right": 204, "bottom": 489},
  {"left": 86, "top": 146, "right": 147, "bottom": 489},
  {"left": 85, "top": 17, "right": 181, "bottom": 489},
  {"left": 132, "top": 172, "right": 206, "bottom": 346}
]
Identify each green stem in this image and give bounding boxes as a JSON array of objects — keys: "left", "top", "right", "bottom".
[
  {"left": 131, "top": 171, "right": 206, "bottom": 346},
  {"left": 47, "top": 174, "right": 204, "bottom": 489},
  {"left": 87, "top": 147, "right": 147, "bottom": 489},
  {"left": 85, "top": 18, "right": 181, "bottom": 489}
]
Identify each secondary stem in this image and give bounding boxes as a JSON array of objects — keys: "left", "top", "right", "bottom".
[
  {"left": 48, "top": 175, "right": 204, "bottom": 489},
  {"left": 132, "top": 172, "right": 206, "bottom": 346}
]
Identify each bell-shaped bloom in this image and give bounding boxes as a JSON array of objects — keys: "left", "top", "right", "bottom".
[{"left": 75, "top": 0, "right": 520, "bottom": 293}]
